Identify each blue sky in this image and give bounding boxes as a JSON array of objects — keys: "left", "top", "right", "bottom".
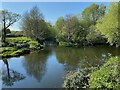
[{"left": 2, "top": 2, "right": 110, "bottom": 31}]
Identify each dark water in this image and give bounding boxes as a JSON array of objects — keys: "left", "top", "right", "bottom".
[{"left": 0, "top": 46, "right": 120, "bottom": 88}]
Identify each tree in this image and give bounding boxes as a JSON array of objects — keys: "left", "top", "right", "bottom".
[
  {"left": 64, "top": 15, "right": 80, "bottom": 44},
  {"left": 46, "top": 22, "right": 56, "bottom": 41},
  {"left": 82, "top": 3, "right": 106, "bottom": 25},
  {"left": 0, "top": 10, "right": 21, "bottom": 43},
  {"left": 82, "top": 3, "right": 106, "bottom": 45},
  {"left": 86, "top": 25, "right": 106, "bottom": 45},
  {"left": 96, "top": 3, "right": 120, "bottom": 47},
  {"left": 54, "top": 16, "right": 65, "bottom": 43},
  {"left": 55, "top": 15, "right": 83, "bottom": 46},
  {"left": 21, "top": 6, "right": 50, "bottom": 43}
]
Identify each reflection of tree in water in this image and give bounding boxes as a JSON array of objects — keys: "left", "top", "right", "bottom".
[
  {"left": 23, "top": 49, "right": 50, "bottom": 82},
  {"left": 55, "top": 46, "right": 120, "bottom": 71},
  {"left": 2, "top": 59, "right": 25, "bottom": 86}
]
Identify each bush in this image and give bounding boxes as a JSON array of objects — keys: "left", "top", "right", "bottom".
[
  {"left": 63, "top": 70, "right": 89, "bottom": 88},
  {"left": 1, "top": 48, "right": 30, "bottom": 58},
  {"left": 16, "top": 43, "right": 29, "bottom": 49},
  {"left": 59, "top": 41, "right": 73, "bottom": 47},
  {"left": 2, "top": 47, "right": 16, "bottom": 53},
  {"left": 7, "top": 37, "right": 31, "bottom": 44},
  {"left": 28, "top": 40, "right": 40, "bottom": 49},
  {"left": 1, "top": 36, "right": 41, "bottom": 58},
  {"left": 89, "top": 56, "right": 120, "bottom": 89}
]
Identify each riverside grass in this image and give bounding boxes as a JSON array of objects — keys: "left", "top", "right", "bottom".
[{"left": 0, "top": 37, "right": 42, "bottom": 58}]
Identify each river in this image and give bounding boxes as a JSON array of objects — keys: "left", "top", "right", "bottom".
[{"left": 0, "top": 46, "right": 120, "bottom": 88}]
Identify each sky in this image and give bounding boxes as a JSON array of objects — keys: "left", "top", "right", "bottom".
[{"left": 2, "top": 2, "right": 110, "bottom": 31}]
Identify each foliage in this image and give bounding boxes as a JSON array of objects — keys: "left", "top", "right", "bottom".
[
  {"left": 96, "top": 3, "right": 120, "bottom": 47},
  {"left": 7, "top": 31, "right": 24, "bottom": 37},
  {"left": 0, "top": 10, "right": 21, "bottom": 43},
  {"left": 2, "top": 47, "right": 16, "bottom": 53},
  {"left": 82, "top": 3, "right": 106, "bottom": 45},
  {"left": 1, "top": 37, "right": 42, "bottom": 58},
  {"left": 63, "top": 70, "right": 88, "bottom": 88},
  {"left": 55, "top": 15, "right": 86, "bottom": 46},
  {"left": 86, "top": 25, "right": 106, "bottom": 45},
  {"left": 82, "top": 3, "right": 106, "bottom": 25},
  {"left": 63, "top": 56, "right": 120, "bottom": 89},
  {"left": 7, "top": 37, "right": 31, "bottom": 44},
  {"left": 89, "top": 56, "right": 120, "bottom": 89},
  {"left": 54, "top": 4, "right": 106, "bottom": 46},
  {"left": 1, "top": 48, "right": 30, "bottom": 58},
  {"left": 21, "top": 6, "right": 54, "bottom": 43},
  {"left": 28, "top": 40, "right": 41, "bottom": 49}
]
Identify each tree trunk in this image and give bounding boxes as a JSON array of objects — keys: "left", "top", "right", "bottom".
[{"left": 2, "top": 21, "right": 6, "bottom": 43}]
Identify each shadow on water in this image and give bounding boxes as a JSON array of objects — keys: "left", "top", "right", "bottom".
[
  {"left": 55, "top": 46, "right": 120, "bottom": 71},
  {"left": 2, "top": 58, "right": 25, "bottom": 86},
  {"left": 22, "top": 48, "right": 51, "bottom": 82}
]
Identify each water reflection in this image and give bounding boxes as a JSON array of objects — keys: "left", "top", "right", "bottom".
[
  {"left": 1, "top": 46, "right": 120, "bottom": 88},
  {"left": 2, "top": 58, "right": 25, "bottom": 86},
  {"left": 22, "top": 49, "right": 51, "bottom": 82},
  {"left": 55, "top": 46, "right": 120, "bottom": 70}
]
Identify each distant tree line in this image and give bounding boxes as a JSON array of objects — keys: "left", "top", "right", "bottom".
[
  {"left": 54, "top": 3, "right": 120, "bottom": 47},
  {"left": 0, "top": 3, "right": 120, "bottom": 47}
]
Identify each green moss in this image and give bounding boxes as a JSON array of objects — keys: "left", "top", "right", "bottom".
[{"left": 89, "top": 56, "right": 120, "bottom": 89}]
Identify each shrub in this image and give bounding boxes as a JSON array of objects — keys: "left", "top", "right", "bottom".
[
  {"left": 89, "top": 56, "right": 120, "bottom": 89},
  {"left": 2, "top": 47, "right": 16, "bottom": 53},
  {"left": 1, "top": 36, "right": 41, "bottom": 58},
  {"left": 28, "top": 40, "right": 41, "bottom": 49},
  {"left": 63, "top": 70, "right": 89, "bottom": 88},
  {"left": 6, "top": 37, "right": 30, "bottom": 44}
]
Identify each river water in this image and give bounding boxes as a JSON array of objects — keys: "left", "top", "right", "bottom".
[{"left": 0, "top": 46, "right": 120, "bottom": 88}]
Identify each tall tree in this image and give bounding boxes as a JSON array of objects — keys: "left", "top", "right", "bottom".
[
  {"left": 21, "top": 6, "right": 49, "bottom": 43},
  {"left": 82, "top": 3, "right": 106, "bottom": 25},
  {"left": 96, "top": 3, "right": 120, "bottom": 47},
  {"left": 54, "top": 16, "right": 65, "bottom": 42},
  {"left": 82, "top": 4, "right": 106, "bottom": 45},
  {"left": 0, "top": 10, "right": 20, "bottom": 43},
  {"left": 55, "top": 15, "right": 81, "bottom": 45}
]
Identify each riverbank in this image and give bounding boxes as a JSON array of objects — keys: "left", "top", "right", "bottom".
[
  {"left": 63, "top": 56, "right": 120, "bottom": 89},
  {"left": 0, "top": 37, "right": 43, "bottom": 58}
]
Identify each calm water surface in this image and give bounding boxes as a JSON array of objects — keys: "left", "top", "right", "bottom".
[{"left": 0, "top": 46, "right": 120, "bottom": 88}]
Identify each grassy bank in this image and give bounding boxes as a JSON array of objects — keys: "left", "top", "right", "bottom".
[
  {"left": 0, "top": 37, "right": 42, "bottom": 58},
  {"left": 63, "top": 56, "right": 120, "bottom": 89}
]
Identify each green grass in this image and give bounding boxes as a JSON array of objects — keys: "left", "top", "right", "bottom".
[{"left": 1, "top": 36, "right": 42, "bottom": 58}]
